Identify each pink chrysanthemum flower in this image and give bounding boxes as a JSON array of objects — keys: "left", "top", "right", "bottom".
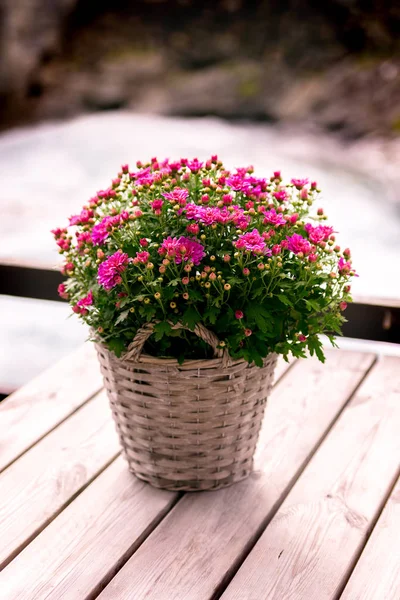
[
  {"left": 291, "top": 178, "right": 309, "bottom": 189},
  {"left": 175, "top": 237, "right": 205, "bottom": 265},
  {"left": 338, "top": 257, "right": 354, "bottom": 275},
  {"left": 69, "top": 208, "right": 94, "bottom": 226},
  {"left": 273, "top": 189, "right": 289, "bottom": 202},
  {"left": 77, "top": 290, "right": 93, "bottom": 308},
  {"left": 150, "top": 199, "right": 164, "bottom": 215},
  {"left": 133, "top": 251, "right": 150, "bottom": 264},
  {"left": 159, "top": 236, "right": 205, "bottom": 265},
  {"left": 304, "top": 224, "right": 334, "bottom": 244},
  {"left": 187, "top": 158, "right": 203, "bottom": 173},
  {"left": 286, "top": 233, "right": 311, "bottom": 255},
  {"left": 97, "top": 252, "right": 129, "bottom": 291},
  {"left": 91, "top": 213, "right": 128, "bottom": 246},
  {"left": 91, "top": 217, "right": 113, "bottom": 245},
  {"left": 163, "top": 187, "right": 189, "bottom": 206},
  {"left": 73, "top": 290, "right": 94, "bottom": 315},
  {"left": 263, "top": 208, "right": 286, "bottom": 227},
  {"left": 57, "top": 283, "right": 69, "bottom": 300},
  {"left": 187, "top": 223, "right": 200, "bottom": 235},
  {"left": 235, "top": 229, "right": 270, "bottom": 255}
]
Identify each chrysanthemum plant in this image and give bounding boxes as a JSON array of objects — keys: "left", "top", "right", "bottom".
[{"left": 53, "top": 156, "right": 356, "bottom": 365}]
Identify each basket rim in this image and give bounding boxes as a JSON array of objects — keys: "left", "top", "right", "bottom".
[{"left": 94, "top": 339, "right": 277, "bottom": 368}]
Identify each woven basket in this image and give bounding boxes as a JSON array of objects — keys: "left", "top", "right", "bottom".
[{"left": 95, "top": 321, "right": 277, "bottom": 491}]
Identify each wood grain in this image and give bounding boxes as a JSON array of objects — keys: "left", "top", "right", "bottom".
[
  {"left": 97, "top": 350, "right": 374, "bottom": 600},
  {"left": 0, "top": 343, "right": 103, "bottom": 472},
  {"left": 340, "top": 474, "right": 400, "bottom": 600},
  {"left": 0, "top": 391, "right": 119, "bottom": 569},
  {"left": 0, "top": 457, "right": 177, "bottom": 599},
  {"left": 221, "top": 355, "right": 400, "bottom": 600}
]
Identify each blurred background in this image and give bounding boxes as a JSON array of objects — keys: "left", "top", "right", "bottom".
[{"left": 1, "top": 0, "right": 399, "bottom": 395}]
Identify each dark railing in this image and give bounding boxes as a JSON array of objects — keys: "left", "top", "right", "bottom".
[{"left": 1, "top": 262, "right": 399, "bottom": 344}]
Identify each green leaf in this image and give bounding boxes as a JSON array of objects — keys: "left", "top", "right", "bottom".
[
  {"left": 307, "top": 335, "right": 326, "bottom": 363},
  {"left": 182, "top": 305, "right": 201, "bottom": 330},
  {"left": 153, "top": 321, "right": 172, "bottom": 342},
  {"left": 115, "top": 309, "right": 130, "bottom": 325},
  {"left": 139, "top": 305, "right": 157, "bottom": 320},
  {"left": 277, "top": 294, "right": 293, "bottom": 307},
  {"left": 204, "top": 306, "right": 219, "bottom": 325},
  {"left": 108, "top": 337, "right": 126, "bottom": 357},
  {"left": 246, "top": 304, "right": 273, "bottom": 334},
  {"left": 304, "top": 299, "right": 321, "bottom": 312}
]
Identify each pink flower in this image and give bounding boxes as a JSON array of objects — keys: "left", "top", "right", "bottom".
[
  {"left": 223, "top": 254, "right": 231, "bottom": 262},
  {"left": 291, "top": 178, "right": 309, "bottom": 189},
  {"left": 298, "top": 334, "right": 307, "bottom": 342},
  {"left": 263, "top": 208, "right": 286, "bottom": 227},
  {"left": 76, "top": 231, "right": 92, "bottom": 251},
  {"left": 150, "top": 199, "right": 164, "bottom": 214},
  {"left": 187, "top": 158, "right": 203, "bottom": 173},
  {"left": 235, "top": 310, "right": 244, "bottom": 319},
  {"left": 57, "top": 283, "right": 69, "bottom": 300},
  {"left": 182, "top": 276, "right": 190, "bottom": 285},
  {"left": 222, "top": 193, "right": 233, "bottom": 205},
  {"left": 243, "top": 268, "right": 250, "bottom": 276},
  {"left": 77, "top": 290, "right": 93, "bottom": 308},
  {"left": 273, "top": 189, "right": 289, "bottom": 202},
  {"left": 97, "top": 251, "right": 129, "bottom": 290},
  {"left": 133, "top": 251, "right": 150, "bottom": 264},
  {"left": 235, "top": 229, "right": 270, "bottom": 255},
  {"left": 69, "top": 208, "right": 94, "bottom": 226},
  {"left": 51, "top": 227, "right": 67, "bottom": 239},
  {"left": 163, "top": 188, "right": 189, "bottom": 206},
  {"left": 91, "top": 214, "right": 126, "bottom": 245},
  {"left": 304, "top": 224, "right": 334, "bottom": 244},
  {"left": 187, "top": 223, "right": 200, "bottom": 235},
  {"left": 286, "top": 233, "right": 311, "bottom": 255},
  {"left": 159, "top": 236, "right": 205, "bottom": 265},
  {"left": 244, "top": 328, "right": 252, "bottom": 337},
  {"left": 73, "top": 290, "right": 94, "bottom": 315},
  {"left": 139, "top": 238, "right": 148, "bottom": 247},
  {"left": 338, "top": 257, "right": 353, "bottom": 275},
  {"left": 339, "top": 301, "right": 348, "bottom": 311}
]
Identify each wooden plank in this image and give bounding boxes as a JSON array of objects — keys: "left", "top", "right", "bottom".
[
  {"left": 97, "top": 349, "right": 375, "bottom": 600},
  {"left": 0, "top": 343, "right": 103, "bottom": 472},
  {"left": 0, "top": 391, "right": 119, "bottom": 569},
  {"left": 0, "top": 457, "right": 178, "bottom": 599},
  {"left": 221, "top": 355, "right": 400, "bottom": 600},
  {"left": 340, "top": 475, "right": 400, "bottom": 600}
]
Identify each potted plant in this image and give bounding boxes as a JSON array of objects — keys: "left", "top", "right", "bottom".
[{"left": 53, "top": 156, "right": 356, "bottom": 491}]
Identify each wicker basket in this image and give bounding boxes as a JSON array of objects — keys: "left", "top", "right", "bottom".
[{"left": 95, "top": 321, "right": 277, "bottom": 491}]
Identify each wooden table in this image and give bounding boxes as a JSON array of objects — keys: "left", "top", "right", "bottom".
[{"left": 0, "top": 344, "right": 399, "bottom": 600}]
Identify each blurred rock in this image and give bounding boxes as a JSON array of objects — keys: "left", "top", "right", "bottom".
[{"left": 0, "top": 0, "right": 399, "bottom": 136}]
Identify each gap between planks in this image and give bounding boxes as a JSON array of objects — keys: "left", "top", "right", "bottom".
[{"left": 95, "top": 349, "right": 376, "bottom": 600}]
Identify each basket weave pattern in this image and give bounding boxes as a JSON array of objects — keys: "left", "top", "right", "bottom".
[{"left": 96, "top": 322, "right": 277, "bottom": 491}]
